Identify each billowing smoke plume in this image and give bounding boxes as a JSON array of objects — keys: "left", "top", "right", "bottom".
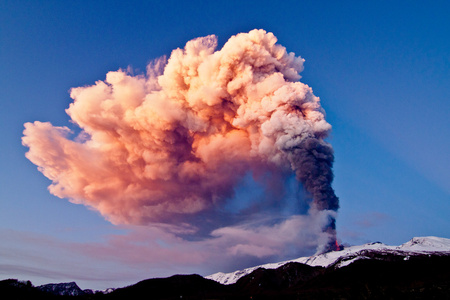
[{"left": 23, "top": 29, "right": 338, "bottom": 251}]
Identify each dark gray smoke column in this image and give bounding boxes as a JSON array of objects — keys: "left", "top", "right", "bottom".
[
  {"left": 289, "top": 138, "right": 338, "bottom": 211},
  {"left": 283, "top": 134, "right": 339, "bottom": 251}
]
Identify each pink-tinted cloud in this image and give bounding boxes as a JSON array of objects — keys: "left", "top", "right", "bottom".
[
  {"left": 22, "top": 29, "right": 339, "bottom": 260},
  {"left": 23, "top": 29, "right": 335, "bottom": 225}
]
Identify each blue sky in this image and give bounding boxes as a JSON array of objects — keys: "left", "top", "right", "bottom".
[{"left": 1, "top": 0, "right": 449, "bottom": 290}]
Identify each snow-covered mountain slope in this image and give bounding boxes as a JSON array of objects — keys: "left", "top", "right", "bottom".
[{"left": 206, "top": 236, "right": 450, "bottom": 285}]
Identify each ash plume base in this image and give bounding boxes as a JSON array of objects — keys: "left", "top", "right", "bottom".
[{"left": 22, "top": 29, "right": 339, "bottom": 255}]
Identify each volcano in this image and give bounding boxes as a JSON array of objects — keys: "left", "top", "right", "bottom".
[{"left": 207, "top": 236, "right": 450, "bottom": 284}]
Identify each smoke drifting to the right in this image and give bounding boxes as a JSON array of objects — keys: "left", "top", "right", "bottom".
[{"left": 23, "top": 29, "right": 339, "bottom": 257}]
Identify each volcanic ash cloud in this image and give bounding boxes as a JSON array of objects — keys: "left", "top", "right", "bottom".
[{"left": 23, "top": 29, "right": 339, "bottom": 247}]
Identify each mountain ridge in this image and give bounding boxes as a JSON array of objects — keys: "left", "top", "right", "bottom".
[
  {"left": 1, "top": 236, "right": 449, "bottom": 299},
  {"left": 206, "top": 236, "right": 450, "bottom": 285}
]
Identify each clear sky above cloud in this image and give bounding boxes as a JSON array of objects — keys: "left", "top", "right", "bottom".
[{"left": 1, "top": 0, "right": 449, "bottom": 290}]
